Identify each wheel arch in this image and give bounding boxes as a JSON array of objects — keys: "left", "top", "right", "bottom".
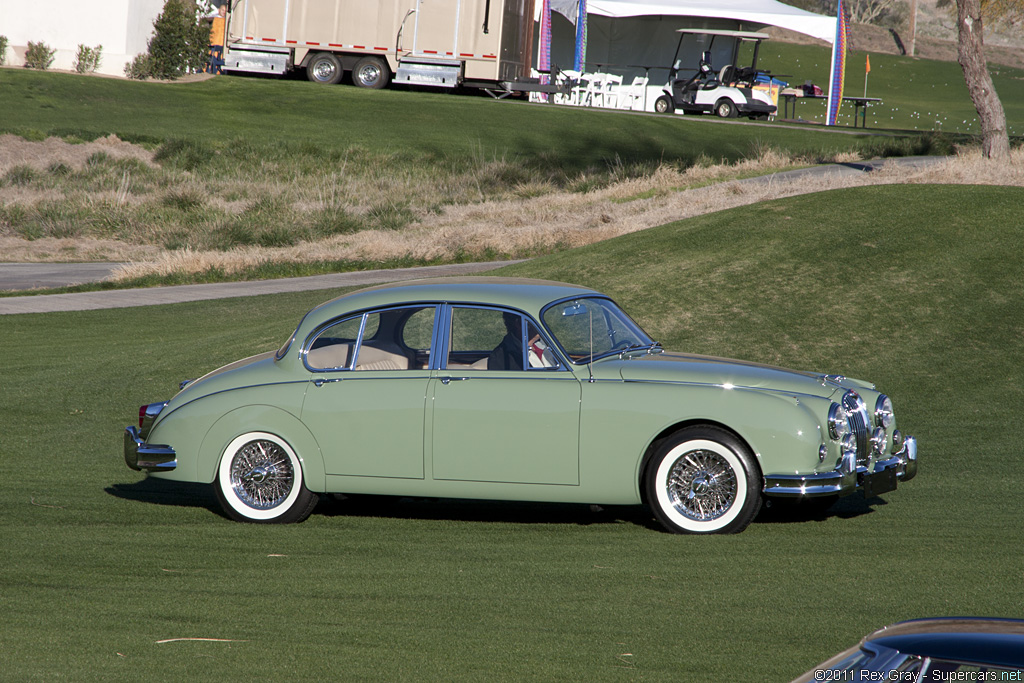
[
  {"left": 637, "top": 419, "right": 761, "bottom": 505},
  {"left": 198, "top": 405, "right": 326, "bottom": 492}
]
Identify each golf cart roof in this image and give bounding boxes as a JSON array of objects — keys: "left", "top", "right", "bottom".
[{"left": 675, "top": 29, "right": 771, "bottom": 41}]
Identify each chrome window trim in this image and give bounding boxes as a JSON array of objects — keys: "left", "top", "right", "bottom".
[
  {"left": 302, "top": 304, "right": 441, "bottom": 374},
  {"left": 439, "top": 303, "right": 568, "bottom": 373}
]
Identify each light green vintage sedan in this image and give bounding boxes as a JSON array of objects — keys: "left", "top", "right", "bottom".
[{"left": 124, "top": 278, "right": 917, "bottom": 534}]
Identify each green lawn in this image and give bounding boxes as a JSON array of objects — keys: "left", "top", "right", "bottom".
[
  {"left": 755, "top": 42, "right": 1024, "bottom": 135},
  {"left": 0, "top": 63, "right": 965, "bottom": 176},
  {"left": 2, "top": 184, "right": 1021, "bottom": 680}
]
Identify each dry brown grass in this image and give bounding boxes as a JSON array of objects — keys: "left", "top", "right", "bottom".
[
  {"left": 110, "top": 147, "right": 1024, "bottom": 281},
  {"left": 2, "top": 133, "right": 1022, "bottom": 282}
]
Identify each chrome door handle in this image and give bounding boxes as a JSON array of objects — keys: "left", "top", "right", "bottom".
[
  {"left": 313, "top": 378, "right": 343, "bottom": 387},
  {"left": 440, "top": 376, "right": 468, "bottom": 385}
]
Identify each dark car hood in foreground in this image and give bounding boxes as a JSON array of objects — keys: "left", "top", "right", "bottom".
[{"left": 607, "top": 351, "right": 860, "bottom": 399}]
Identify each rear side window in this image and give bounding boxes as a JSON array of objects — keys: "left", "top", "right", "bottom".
[{"left": 305, "top": 306, "right": 435, "bottom": 372}]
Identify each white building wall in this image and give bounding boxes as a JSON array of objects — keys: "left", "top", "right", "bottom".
[{"left": 0, "top": 0, "right": 167, "bottom": 76}]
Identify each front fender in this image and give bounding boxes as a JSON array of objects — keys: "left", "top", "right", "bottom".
[{"left": 198, "top": 405, "right": 326, "bottom": 492}]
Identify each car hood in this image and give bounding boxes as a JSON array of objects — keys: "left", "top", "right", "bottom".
[{"left": 601, "top": 351, "right": 860, "bottom": 400}]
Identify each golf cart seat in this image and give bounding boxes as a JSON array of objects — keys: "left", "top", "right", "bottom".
[{"left": 719, "top": 64, "right": 735, "bottom": 85}]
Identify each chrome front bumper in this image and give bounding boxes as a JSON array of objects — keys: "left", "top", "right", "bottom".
[
  {"left": 124, "top": 426, "right": 177, "bottom": 472},
  {"left": 763, "top": 435, "right": 917, "bottom": 498}
]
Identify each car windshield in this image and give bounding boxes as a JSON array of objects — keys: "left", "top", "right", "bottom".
[{"left": 542, "top": 297, "right": 654, "bottom": 363}]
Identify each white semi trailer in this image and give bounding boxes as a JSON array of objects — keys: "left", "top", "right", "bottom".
[{"left": 221, "top": 0, "right": 539, "bottom": 92}]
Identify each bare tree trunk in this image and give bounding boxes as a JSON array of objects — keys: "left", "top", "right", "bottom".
[
  {"left": 907, "top": 0, "right": 918, "bottom": 57},
  {"left": 956, "top": 0, "right": 1010, "bottom": 159}
]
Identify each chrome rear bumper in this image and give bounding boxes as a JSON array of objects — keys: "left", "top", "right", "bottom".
[
  {"left": 763, "top": 435, "right": 917, "bottom": 498},
  {"left": 124, "top": 426, "right": 177, "bottom": 472}
]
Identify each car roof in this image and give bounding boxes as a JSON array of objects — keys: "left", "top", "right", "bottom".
[
  {"left": 310, "top": 277, "right": 601, "bottom": 319},
  {"left": 864, "top": 618, "right": 1024, "bottom": 669}
]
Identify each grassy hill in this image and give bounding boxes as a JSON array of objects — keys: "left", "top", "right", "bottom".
[{"left": 3, "top": 183, "right": 1021, "bottom": 680}]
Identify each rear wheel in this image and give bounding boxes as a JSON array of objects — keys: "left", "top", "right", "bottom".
[
  {"left": 645, "top": 426, "right": 761, "bottom": 534},
  {"left": 307, "top": 52, "right": 342, "bottom": 84},
  {"left": 353, "top": 56, "right": 389, "bottom": 89},
  {"left": 215, "top": 432, "right": 318, "bottom": 523},
  {"left": 654, "top": 95, "right": 674, "bottom": 114},
  {"left": 714, "top": 98, "right": 737, "bottom": 118}
]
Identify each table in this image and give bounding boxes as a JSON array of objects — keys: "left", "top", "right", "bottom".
[
  {"left": 844, "top": 96, "right": 883, "bottom": 128},
  {"left": 779, "top": 93, "right": 882, "bottom": 128}
]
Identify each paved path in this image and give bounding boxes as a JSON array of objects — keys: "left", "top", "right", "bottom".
[
  {"left": 0, "top": 261, "right": 522, "bottom": 315},
  {"left": 0, "top": 262, "right": 126, "bottom": 290}
]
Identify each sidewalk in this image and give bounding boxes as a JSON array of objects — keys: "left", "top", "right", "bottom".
[{"left": 0, "top": 261, "right": 522, "bottom": 315}]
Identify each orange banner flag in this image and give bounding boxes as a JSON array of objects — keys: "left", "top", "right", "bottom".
[{"left": 866, "top": 55, "right": 871, "bottom": 74}]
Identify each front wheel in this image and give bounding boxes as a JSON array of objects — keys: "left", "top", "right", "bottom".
[
  {"left": 215, "top": 432, "right": 318, "bottom": 523},
  {"left": 353, "top": 56, "right": 390, "bottom": 89},
  {"left": 654, "top": 95, "right": 674, "bottom": 114},
  {"left": 644, "top": 427, "right": 761, "bottom": 534}
]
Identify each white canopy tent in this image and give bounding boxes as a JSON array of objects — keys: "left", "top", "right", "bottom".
[
  {"left": 539, "top": 0, "right": 836, "bottom": 77},
  {"left": 548, "top": 0, "right": 837, "bottom": 43},
  {"left": 532, "top": 0, "right": 840, "bottom": 116}
]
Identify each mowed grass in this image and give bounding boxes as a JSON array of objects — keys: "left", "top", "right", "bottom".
[
  {"left": 0, "top": 66, "right": 945, "bottom": 171},
  {"left": 2, "top": 183, "right": 1022, "bottom": 680}
]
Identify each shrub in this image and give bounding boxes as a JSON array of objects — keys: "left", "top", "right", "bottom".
[
  {"left": 146, "top": 0, "right": 209, "bottom": 79},
  {"left": 73, "top": 44, "right": 103, "bottom": 73},
  {"left": 124, "top": 53, "right": 153, "bottom": 80},
  {"left": 0, "top": 35, "right": 9, "bottom": 66},
  {"left": 24, "top": 41, "right": 56, "bottom": 70}
]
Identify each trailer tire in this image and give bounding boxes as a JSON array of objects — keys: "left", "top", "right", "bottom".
[
  {"left": 353, "top": 57, "right": 389, "bottom": 89},
  {"left": 654, "top": 95, "right": 674, "bottom": 114},
  {"left": 307, "top": 52, "right": 342, "bottom": 85}
]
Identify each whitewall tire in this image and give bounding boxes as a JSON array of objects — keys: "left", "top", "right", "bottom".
[
  {"left": 645, "top": 427, "right": 761, "bottom": 534},
  {"left": 215, "top": 432, "right": 318, "bottom": 524}
]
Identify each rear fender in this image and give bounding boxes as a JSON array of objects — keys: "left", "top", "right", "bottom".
[{"left": 198, "top": 405, "right": 326, "bottom": 492}]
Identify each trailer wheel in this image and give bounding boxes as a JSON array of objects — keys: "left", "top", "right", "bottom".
[
  {"left": 307, "top": 52, "right": 342, "bottom": 85},
  {"left": 654, "top": 95, "right": 674, "bottom": 114},
  {"left": 353, "top": 57, "right": 389, "bottom": 89}
]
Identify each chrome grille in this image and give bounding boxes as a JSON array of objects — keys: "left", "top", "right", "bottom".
[{"left": 842, "top": 391, "right": 870, "bottom": 466}]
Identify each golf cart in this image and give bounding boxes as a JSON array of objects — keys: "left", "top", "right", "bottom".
[{"left": 654, "top": 29, "right": 780, "bottom": 120}]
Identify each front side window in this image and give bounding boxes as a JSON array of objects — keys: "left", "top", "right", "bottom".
[
  {"left": 542, "top": 297, "right": 653, "bottom": 363},
  {"left": 445, "top": 307, "right": 558, "bottom": 371},
  {"left": 306, "top": 306, "right": 435, "bottom": 371}
]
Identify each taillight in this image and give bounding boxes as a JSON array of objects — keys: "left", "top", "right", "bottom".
[{"left": 138, "top": 405, "right": 148, "bottom": 429}]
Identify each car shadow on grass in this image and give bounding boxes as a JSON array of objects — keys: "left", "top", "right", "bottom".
[
  {"left": 320, "top": 494, "right": 662, "bottom": 531},
  {"left": 756, "top": 493, "right": 889, "bottom": 526},
  {"left": 106, "top": 479, "right": 221, "bottom": 515}
]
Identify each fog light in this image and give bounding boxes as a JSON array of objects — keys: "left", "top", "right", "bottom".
[
  {"left": 892, "top": 429, "right": 904, "bottom": 453},
  {"left": 871, "top": 427, "right": 888, "bottom": 456}
]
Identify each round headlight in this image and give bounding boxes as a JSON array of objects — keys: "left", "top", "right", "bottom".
[
  {"left": 828, "top": 402, "right": 851, "bottom": 441},
  {"left": 875, "top": 395, "right": 894, "bottom": 429}
]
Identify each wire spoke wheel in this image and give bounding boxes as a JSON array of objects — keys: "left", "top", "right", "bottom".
[
  {"left": 216, "top": 432, "right": 318, "bottom": 523},
  {"left": 230, "top": 439, "right": 295, "bottom": 510},
  {"left": 666, "top": 448, "right": 738, "bottom": 522},
  {"left": 645, "top": 427, "right": 760, "bottom": 534}
]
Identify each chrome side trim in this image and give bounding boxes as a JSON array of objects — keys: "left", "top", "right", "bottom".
[{"left": 124, "top": 426, "right": 177, "bottom": 472}]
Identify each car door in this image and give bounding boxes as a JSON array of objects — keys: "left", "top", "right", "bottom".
[
  {"left": 300, "top": 305, "right": 437, "bottom": 479},
  {"left": 429, "top": 305, "right": 581, "bottom": 485}
]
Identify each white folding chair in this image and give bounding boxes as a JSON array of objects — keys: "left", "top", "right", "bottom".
[
  {"left": 596, "top": 74, "right": 622, "bottom": 108},
  {"left": 619, "top": 76, "right": 648, "bottom": 111},
  {"left": 554, "top": 69, "right": 580, "bottom": 105}
]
